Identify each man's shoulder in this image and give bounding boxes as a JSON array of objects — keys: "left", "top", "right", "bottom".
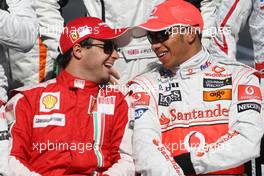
[
  {"left": 212, "top": 60, "right": 257, "bottom": 75},
  {"left": 209, "top": 60, "right": 260, "bottom": 83},
  {"left": 11, "top": 78, "right": 58, "bottom": 98}
]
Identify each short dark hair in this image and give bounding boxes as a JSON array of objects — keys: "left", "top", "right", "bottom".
[
  {"left": 56, "top": 38, "right": 94, "bottom": 69},
  {"left": 184, "top": 0, "right": 201, "bottom": 10}
]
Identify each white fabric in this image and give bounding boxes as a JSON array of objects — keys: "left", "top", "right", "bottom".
[{"left": 0, "top": 0, "right": 38, "bottom": 97}]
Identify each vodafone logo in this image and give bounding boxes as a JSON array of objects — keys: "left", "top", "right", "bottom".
[
  {"left": 131, "top": 92, "right": 150, "bottom": 107},
  {"left": 150, "top": 7, "right": 158, "bottom": 16},
  {"left": 238, "top": 85, "right": 262, "bottom": 101},
  {"left": 187, "top": 68, "right": 193, "bottom": 75},
  {"left": 245, "top": 86, "right": 255, "bottom": 95},
  {"left": 205, "top": 66, "right": 231, "bottom": 77},
  {"left": 132, "top": 93, "right": 142, "bottom": 101},
  {"left": 184, "top": 131, "right": 205, "bottom": 152},
  {"left": 149, "top": 7, "right": 158, "bottom": 19},
  {"left": 212, "top": 66, "right": 225, "bottom": 73}
]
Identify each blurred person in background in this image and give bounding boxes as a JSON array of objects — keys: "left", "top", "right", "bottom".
[
  {"left": 0, "top": 0, "right": 38, "bottom": 174},
  {"left": 6, "top": 0, "right": 68, "bottom": 89}
]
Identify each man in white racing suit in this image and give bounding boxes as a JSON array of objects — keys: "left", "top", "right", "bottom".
[
  {"left": 129, "top": 0, "right": 264, "bottom": 175},
  {"left": 6, "top": 0, "right": 67, "bottom": 88},
  {"left": 0, "top": 0, "right": 38, "bottom": 174}
]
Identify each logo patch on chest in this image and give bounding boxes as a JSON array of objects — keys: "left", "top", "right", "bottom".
[
  {"left": 40, "top": 92, "right": 60, "bottom": 112},
  {"left": 159, "top": 90, "right": 182, "bottom": 106},
  {"left": 33, "top": 113, "right": 65, "bottom": 128},
  {"left": 203, "top": 78, "right": 232, "bottom": 88},
  {"left": 203, "top": 89, "right": 232, "bottom": 101}
]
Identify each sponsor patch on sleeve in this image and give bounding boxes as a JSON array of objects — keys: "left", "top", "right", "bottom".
[
  {"left": 135, "top": 108, "right": 148, "bottom": 119},
  {"left": 131, "top": 92, "right": 150, "bottom": 107},
  {"left": 238, "top": 85, "right": 262, "bottom": 101},
  {"left": 237, "top": 102, "right": 261, "bottom": 113}
]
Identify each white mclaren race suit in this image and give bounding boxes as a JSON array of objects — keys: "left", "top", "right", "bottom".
[
  {"left": 129, "top": 49, "right": 264, "bottom": 175},
  {"left": 7, "top": 0, "right": 67, "bottom": 88},
  {"left": 0, "top": 0, "right": 38, "bottom": 174},
  {"left": 198, "top": 1, "right": 264, "bottom": 175}
]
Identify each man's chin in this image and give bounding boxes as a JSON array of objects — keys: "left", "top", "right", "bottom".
[{"left": 98, "top": 75, "right": 110, "bottom": 85}]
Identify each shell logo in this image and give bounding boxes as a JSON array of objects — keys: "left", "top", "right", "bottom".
[{"left": 42, "top": 95, "right": 58, "bottom": 109}]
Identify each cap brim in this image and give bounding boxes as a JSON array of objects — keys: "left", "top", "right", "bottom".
[
  {"left": 133, "top": 21, "right": 197, "bottom": 38},
  {"left": 132, "top": 20, "right": 177, "bottom": 38}
]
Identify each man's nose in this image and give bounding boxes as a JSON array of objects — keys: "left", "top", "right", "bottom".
[
  {"left": 151, "top": 42, "right": 162, "bottom": 52},
  {"left": 111, "top": 49, "right": 119, "bottom": 60}
]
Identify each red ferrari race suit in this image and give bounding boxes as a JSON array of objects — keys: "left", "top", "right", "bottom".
[
  {"left": 4, "top": 70, "right": 134, "bottom": 176},
  {"left": 129, "top": 48, "right": 264, "bottom": 175}
]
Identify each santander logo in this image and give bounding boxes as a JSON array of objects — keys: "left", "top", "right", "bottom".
[{"left": 159, "top": 104, "right": 229, "bottom": 126}]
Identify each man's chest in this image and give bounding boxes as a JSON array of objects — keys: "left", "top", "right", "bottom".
[{"left": 157, "top": 74, "right": 233, "bottom": 129}]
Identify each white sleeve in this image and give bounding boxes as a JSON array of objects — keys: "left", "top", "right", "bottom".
[
  {"left": 0, "top": 105, "right": 9, "bottom": 175},
  {"left": 0, "top": 64, "right": 8, "bottom": 103},
  {"left": 0, "top": 0, "right": 38, "bottom": 52},
  {"left": 192, "top": 71, "right": 264, "bottom": 174},
  {"left": 130, "top": 83, "right": 184, "bottom": 176}
]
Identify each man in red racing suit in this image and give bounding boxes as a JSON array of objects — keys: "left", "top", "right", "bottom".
[{"left": 3, "top": 17, "right": 134, "bottom": 176}]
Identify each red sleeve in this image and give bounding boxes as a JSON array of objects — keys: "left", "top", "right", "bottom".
[{"left": 7, "top": 94, "right": 38, "bottom": 173}]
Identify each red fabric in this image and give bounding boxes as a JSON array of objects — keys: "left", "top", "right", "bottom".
[
  {"left": 139, "top": 0, "right": 203, "bottom": 31},
  {"left": 59, "top": 17, "right": 127, "bottom": 54},
  {"left": 9, "top": 70, "right": 129, "bottom": 175},
  {"left": 255, "top": 62, "right": 264, "bottom": 78},
  {"left": 0, "top": 99, "right": 5, "bottom": 107}
]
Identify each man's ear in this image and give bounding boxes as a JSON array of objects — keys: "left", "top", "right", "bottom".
[
  {"left": 185, "top": 29, "right": 197, "bottom": 44},
  {"left": 72, "top": 44, "right": 82, "bottom": 60}
]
